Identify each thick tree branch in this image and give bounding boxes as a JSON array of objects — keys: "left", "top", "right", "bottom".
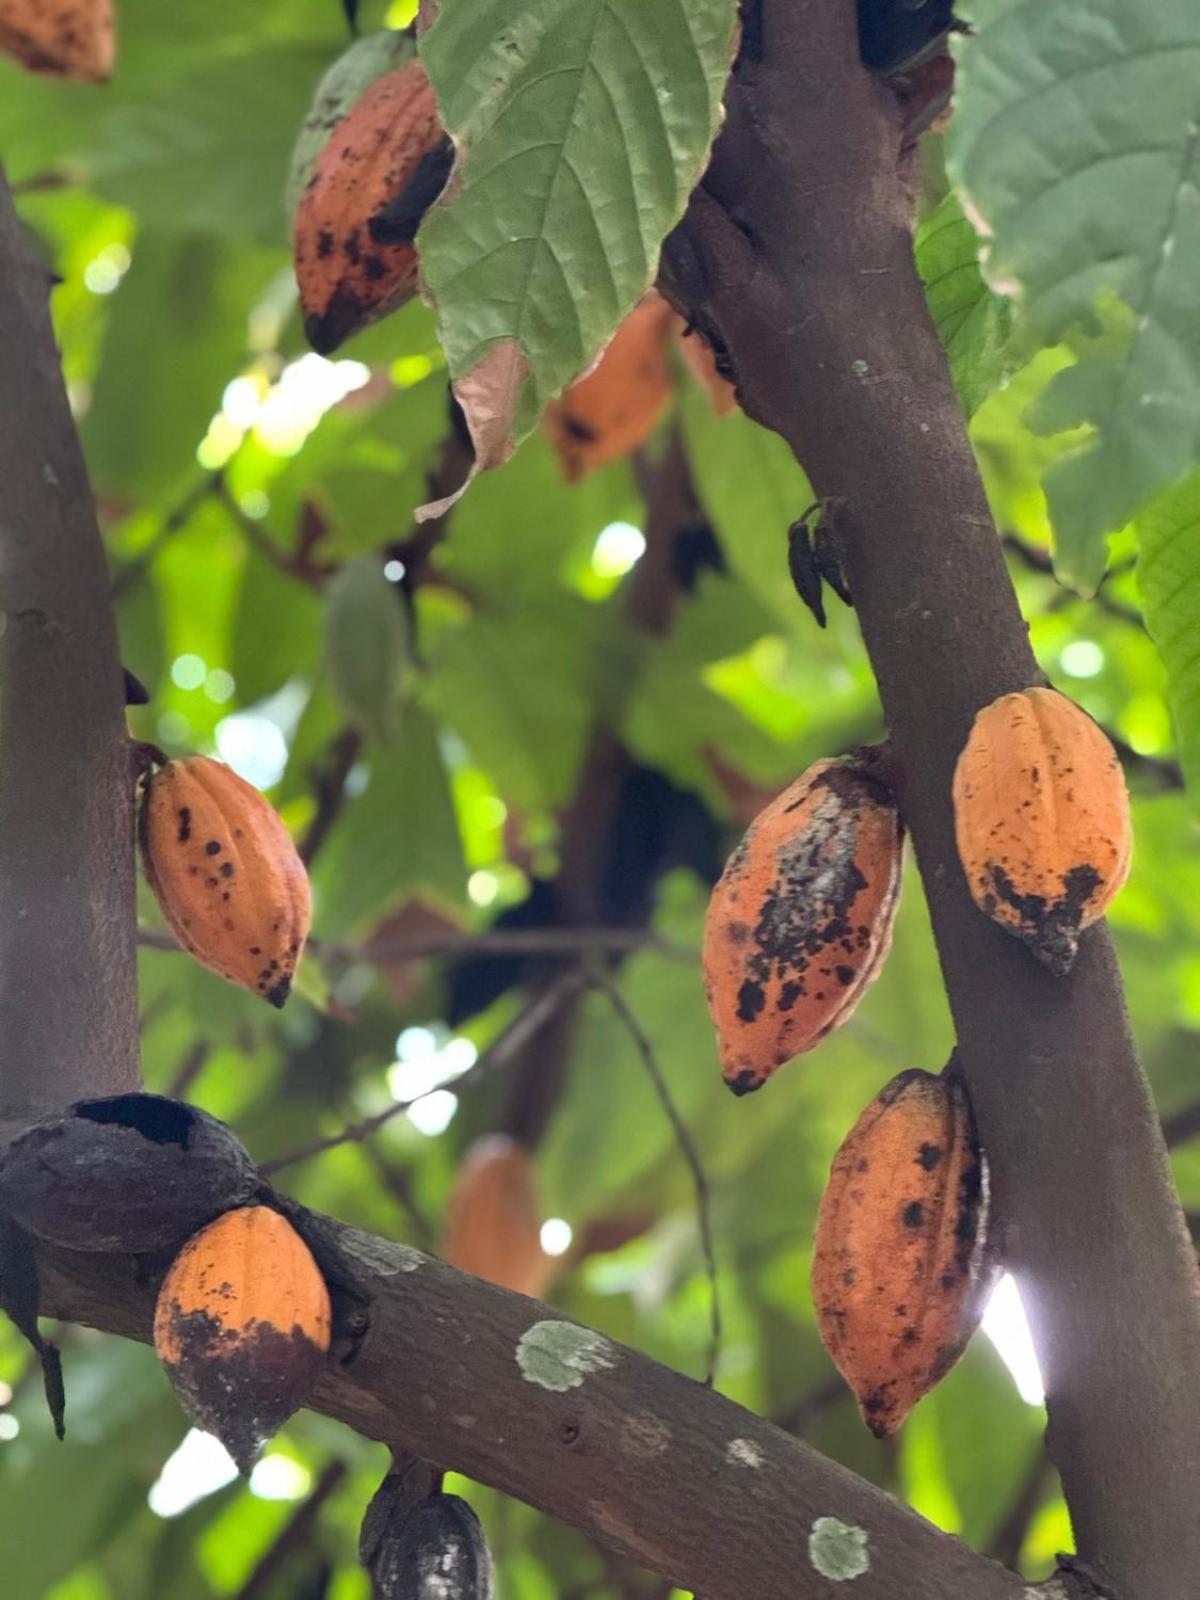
[
  {"left": 0, "top": 169, "right": 140, "bottom": 1115},
  {"left": 660, "top": 6, "right": 1200, "bottom": 1594},
  {"left": 35, "top": 1224, "right": 1026, "bottom": 1600}
]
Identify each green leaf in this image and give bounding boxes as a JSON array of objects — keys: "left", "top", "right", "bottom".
[
  {"left": 916, "top": 193, "right": 1015, "bottom": 420},
  {"left": 417, "top": 0, "right": 738, "bottom": 470},
  {"left": 436, "top": 432, "right": 638, "bottom": 600},
  {"left": 271, "top": 378, "right": 447, "bottom": 556},
  {"left": 310, "top": 706, "right": 465, "bottom": 937},
  {"left": 948, "top": 0, "right": 1200, "bottom": 589},
  {"left": 91, "top": 44, "right": 335, "bottom": 242},
  {"left": 681, "top": 388, "right": 812, "bottom": 622},
  {"left": 1136, "top": 472, "right": 1200, "bottom": 797},
  {"left": 83, "top": 232, "right": 270, "bottom": 499},
  {"left": 231, "top": 547, "right": 324, "bottom": 706},
  {"left": 325, "top": 558, "right": 410, "bottom": 740},
  {"left": 422, "top": 603, "right": 596, "bottom": 810}
]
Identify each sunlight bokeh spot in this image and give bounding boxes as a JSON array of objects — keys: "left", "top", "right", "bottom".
[
  {"left": 982, "top": 1274, "right": 1045, "bottom": 1406},
  {"left": 1060, "top": 640, "right": 1105, "bottom": 678},
  {"left": 215, "top": 712, "right": 288, "bottom": 789},
  {"left": 408, "top": 1089, "right": 458, "bottom": 1136},
  {"left": 540, "top": 1218, "right": 574, "bottom": 1257},
  {"left": 592, "top": 521, "right": 646, "bottom": 577},
  {"left": 170, "top": 653, "right": 207, "bottom": 691}
]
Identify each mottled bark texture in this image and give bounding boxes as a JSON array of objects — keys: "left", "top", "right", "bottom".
[{"left": 0, "top": 169, "right": 140, "bottom": 1115}]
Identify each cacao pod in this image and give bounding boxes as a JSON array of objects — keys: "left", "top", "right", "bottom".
[
  {"left": 543, "top": 293, "right": 676, "bottom": 481},
  {"left": 0, "top": 0, "right": 114, "bottom": 81},
  {"left": 811, "top": 1066, "right": 993, "bottom": 1437},
  {"left": 442, "top": 1135, "right": 553, "bottom": 1298},
  {"left": 364, "top": 1486, "right": 495, "bottom": 1600},
  {"left": 702, "top": 755, "right": 903, "bottom": 1095},
  {"left": 139, "top": 755, "right": 311, "bottom": 1008},
  {"left": 952, "top": 686, "right": 1131, "bottom": 975},
  {"left": 286, "top": 29, "right": 417, "bottom": 216},
  {"left": 154, "top": 1204, "right": 331, "bottom": 1472},
  {"left": 0, "top": 1094, "right": 258, "bottom": 1254},
  {"left": 292, "top": 57, "right": 448, "bottom": 355}
]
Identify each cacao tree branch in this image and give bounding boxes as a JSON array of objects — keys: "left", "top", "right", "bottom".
[
  {"left": 659, "top": 6, "right": 1200, "bottom": 1593},
  {"left": 34, "top": 1224, "right": 1028, "bottom": 1600},
  {"left": 0, "top": 167, "right": 140, "bottom": 1116}
]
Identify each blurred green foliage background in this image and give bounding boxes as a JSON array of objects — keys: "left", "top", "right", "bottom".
[{"left": 2, "top": 1, "right": 1198, "bottom": 1596}]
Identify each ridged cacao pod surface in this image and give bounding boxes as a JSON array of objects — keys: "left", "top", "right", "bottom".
[
  {"left": 0, "top": 0, "right": 114, "bottom": 80},
  {"left": 442, "top": 1135, "right": 552, "bottom": 1298},
  {"left": 811, "top": 1066, "right": 993, "bottom": 1437},
  {"left": 0, "top": 1094, "right": 258, "bottom": 1254},
  {"left": 952, "top": 686, "right": 1131, "bottom": 974},
  {"left": 293, "top": 58, "right": 446, "bottom": 354},
  {"left": 702, "top": 755, "right": 903, "bottom": 1095},
  {"left": 543, "top": 293, "right": 675, "bottom": 481},
  {"left": 154, "top": 1205, "right": 331, "bottom": 1472},
  {"left": 139, "top": 756, "right": 311, "bottom": 1007},
  {"left": 286, "top": 28, "right": 417, "bottom": 214},
  {"left": 365, "top": 1485, "right": 494, "bottom": 1600}
]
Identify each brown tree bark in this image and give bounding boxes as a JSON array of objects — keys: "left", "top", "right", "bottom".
[
  {"left": 0, "top": 169, "right": 140, "bottom": 1116},
  {"left": 659, "top": 5, "right": 1200, "bottom": 1595}
]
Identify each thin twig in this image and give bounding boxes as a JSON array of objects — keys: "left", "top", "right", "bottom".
[
  {"left": 1001, "top": 532, "right": 1146, "bottom": 631},
  {"left": 588, "top": 971, "right": 722, "bottom": 1388},
  {"left": 260, "top": 970, "right": 584, "bottom": 1175},
  {"left": 1101, "top": 727, "right": 1183, "bottom": 793},
  {"left": 330, "top": 927, "right": 694, "bottom": 964},
  {"left": 774, "top": 1373, "right": 849, "bottom": 1436},
  {"left": 111, "top": 472, "right": 223, "bottom": 598},
  {"left": 300, "top": 728, "right": 363, "bottom": 867},
  {"left": 360, "top": 1141, "right": 436, "bottom": 1251},
  {"left": 164, "top": 1038, "right": 210, "bottom": 1100},
  {"left": 137, "top": 924, "right": 694, "bottom": 963},
  {"left": 232, "top": 1458, "right": 347, "bottom": 1600},
  {"left": 214, "top": 478, "right": 326, "bottom": 592},
  {"left": 985, "top": 1443, "right": 1056, "bottom": 1568}
]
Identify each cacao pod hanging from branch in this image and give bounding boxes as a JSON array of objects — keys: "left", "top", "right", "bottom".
[
  {"left": 702, "top": 754, "right": 904, "bottom": 1095},
  {"left": 811, "top": 1063, "right": 995, "bottom": 1437},
  {"left": 154, "top": 1204, "right": 331, "bottom": 1473},
  {"left": 138, "top": 755, "right": 312, "bottom": 1008},
  {"left": 952, "top": 686, "right": 1131, "bottom": 974}
]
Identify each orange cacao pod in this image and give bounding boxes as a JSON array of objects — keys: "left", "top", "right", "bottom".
[
  {"left": 293, "top": 58, "right": 447, "bottom": 354},
  {"left": 543, "top": 293, "right": 676, "bottom": 481},
  {"left": 139, "top": 756, "right": 311, "bottom": 1007},
  {"left": 702, "top": 756, "right": 903, "bottom": 1095},
  {"left": 154, "top": 1205, "right": 331, "bottom": 1471},
  {"left": 811, "top": 1065, "right": 993, "bottom": 1437},
  {"left": 442, "top": 1135, "right": 553, "bottom": 1298},
  {"left": 0, "top": 0, "right": 114, "bottom": 81},
  {"left": 952, "top": 686, "right": 1131, "bottom": 974}
]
